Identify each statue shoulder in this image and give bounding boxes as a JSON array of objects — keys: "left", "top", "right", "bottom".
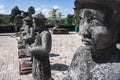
[
  {"left": 71, "top": 46, "right": 87, "bottom": 64},
  {"left": 41, "top": 30, "right": 51, "bottom": 36},
  {"left": 75, "top": 46, "right": 86, "bottom": 56}
]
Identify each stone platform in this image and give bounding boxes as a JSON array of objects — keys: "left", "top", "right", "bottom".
[{"left": 0, "top": 32, "right": 81, "bottom": 80}]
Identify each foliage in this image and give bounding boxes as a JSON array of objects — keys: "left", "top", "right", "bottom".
[
  {"left": 74, "top": 10, "right": 80, "bottom": 26},
  {"left": 47, "top": 11, "right": 75, "bottom": 25},
  {"left": 0, "top": 14, "right": 13, "bottom": 25},
  {"left": 0, "top": 6, "right": 77, "bottom": 26},
  {"left": 57, "top": 12, "right": 64, "bottom": 20},
  {"left": 27, "top": 6, "right": 35, "bottom": 16},
  {"left": 49, "top": 8, "right": 59, "bottom": 24},
  {"left": 10, "top": 6, "right": 21, "bottom": 22},
  {"left": 65, "top": 14, "right": 74, "bottom": 25}
]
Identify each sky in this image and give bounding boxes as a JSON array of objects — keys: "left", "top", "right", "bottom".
[{"left": 0, "top": 0, "right": 74, "bottom": 17}]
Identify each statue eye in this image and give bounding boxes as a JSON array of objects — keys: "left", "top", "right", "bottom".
[
  {"left": 88, "top": 16, "right": 96, "bottom": 21},
  {"left": 90, "top": 20, "right": 100, "bottom": 26}
]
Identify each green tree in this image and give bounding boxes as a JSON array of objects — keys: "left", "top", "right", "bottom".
[
  {"left": 57, "top": 12, "right": 65, "bottom": 24},
  {"left": 74, "top": 10, "right": 80, "bottom": 26},
  {"left": 27, "top": 6, "right": 35, "bottom": 16},
  {"left": 49, "top": 8, "right": 59, "bottom": 24},
  {"left": 10, "top": 6, "right": 21, "bottom": 22},
  {"left": 57, "top": 12, "right": 64, "bottom": 20},
  {"left": 0, "top": 14, "right": 13, "bottom": 25},
  {"left": 65, "top": 14, "right": 74, "bottom": 25}
]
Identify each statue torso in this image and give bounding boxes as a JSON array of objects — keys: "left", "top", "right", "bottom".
[
  {"left": 67, "top": 46, "right": 120, "bottom": 80},
  {"left": 35, "top": 31, "right": 50, "bottom": 46}
]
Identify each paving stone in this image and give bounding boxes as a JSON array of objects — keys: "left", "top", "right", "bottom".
[{"left": 0, "top": 32, "right": 81, "bottom": 80}]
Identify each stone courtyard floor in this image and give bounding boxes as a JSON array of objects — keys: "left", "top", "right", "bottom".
[{"left": 0, "top": 32, "right": 81, "bottom": 80}]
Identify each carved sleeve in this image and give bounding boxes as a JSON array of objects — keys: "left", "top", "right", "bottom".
[
  {"left": 23, "top": 28, "right": 35, "bottom": 41},
  {"left": 30, "top": 32, "right": 52, "bottom": 55},
  {"left": 22, "top": 26, "right": 29, "bottom": 38}
]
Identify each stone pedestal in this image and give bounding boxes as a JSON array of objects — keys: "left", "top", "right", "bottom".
[
  {"left": 18, "top": 49, "right": 30, "bottom": 58},
  {"left": 19, "top": 59, "right": 32, "bottom": 75},
  {"left": 18, "top": 43, "right": 25, "bottom": 49}
]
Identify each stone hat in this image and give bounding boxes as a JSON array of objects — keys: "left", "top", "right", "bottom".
[
  {"left": 74, "top": 0, "right": 120, "bottom": 12},
  {"left": 23, "top": 16, "right": 32, "bottom": 22},
  {"left": 33, "top": 13, "right": 46, "bottom": 21}
]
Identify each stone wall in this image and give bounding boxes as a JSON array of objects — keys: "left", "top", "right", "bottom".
[
  {"left": 0, "top": 25, "right": 75, "bottom": 33},
  {"left": 0, "top": 25, "right": 15, "bottom": 33}
]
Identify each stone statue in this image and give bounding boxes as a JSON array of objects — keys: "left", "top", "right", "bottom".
[
  {"left": 18, "top": 17, "right": 30, "bottom": 50},
  {"left": 19, "top": 16, "right": 36, "bottom": 75},
  {"left": 18, "top": 16, "right": 35, "bottom": 58},
  {"left": 18, "top": 19, "right": 27, "bottom": 44},
  {"left": 63, "top": 0, "right": 120, "bottom": 80},
  {"left": 14, "top": 14, "right": 23, "bottom": 32},
  {"left": 22, "top": 16, "right": 35, "bottom": 56},
  {"left": 28, "top": 13, "right": 52, "bottom": 80}
]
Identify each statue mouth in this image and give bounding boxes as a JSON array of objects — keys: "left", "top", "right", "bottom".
[{"left": 81, "top": 38, "right": 94, "bottom": 48}]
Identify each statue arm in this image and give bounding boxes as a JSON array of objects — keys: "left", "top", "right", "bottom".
[
  {"left": 21, "top": 30, "right": 27, "bottom": 35},
  {"left": 29, "top": 32, "right": 52, "bottom": 55},
  {"left": 20, "top": 26, "right": 24, "bottom": 32},
  {"left": 21, "top": 26, "right": 29, "bottom": 36},
  {"left": 23, "top": 28, "right": 34, "bottom": 41}
]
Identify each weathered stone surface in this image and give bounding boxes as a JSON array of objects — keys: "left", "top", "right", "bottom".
[
  {"left": 19, "top": 16, "right": 35, "bottom": 75},
  {"left": 75, "top": 0, "right": 120, "bottom": 12},
  {"left": 29, "top": 13, "right": 52, "bottom": 80},
  {"left": 14, "top": 14, "right": 23, "bottom": 32},
  {"left": 19, "top": 59, "right": 32, "bottom": 75},
  {"left": 63, "top": 1, "right": 120, "bottom": 80},
  {"left": 22, "top": 16, "right": 35, "bottom": 57},
  {"left": 18, "top": 49, "right": 27, "bottom": 58},
  {"left": 18, "top": 16, "right": 35, "bottom": 57}
]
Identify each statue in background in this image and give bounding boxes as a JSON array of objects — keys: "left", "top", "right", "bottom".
[
  {"left": 19, "top": 16, "right": 36, "bottom": 75},
  {"left": 63, "top": 0, "right": 120, "bottom": 80},
  {"left": 28, "top": 13, "right": 52, "bottom": 80},
  {"left": 18, "top": 16, "right": 30, "bottom": 50},
  {"left": 14, "top": 14, "right": 23, "bottom": 33},
  {"left": 22, "top": 16, "right": 35, "bottom": 57},
  {"left": 18, "top": 16, "right": 35, "bottom": 58},
  {"left": 18, "top": 18, "right": 27, "bottom": 44}
]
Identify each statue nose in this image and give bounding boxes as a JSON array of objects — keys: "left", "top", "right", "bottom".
[
  {"left": 80, "top": 21, "right": 91, "bottom": 38},
  {"left": 82, "top": 28, "right": 91, "bottom": 39}
]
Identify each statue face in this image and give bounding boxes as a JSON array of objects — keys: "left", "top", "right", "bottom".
[
  {"left": 79, "top": 9, "right": 115, "bottom": 50},
  {"left": 33, "top": 18, "right": 40, "bottom": 30}
]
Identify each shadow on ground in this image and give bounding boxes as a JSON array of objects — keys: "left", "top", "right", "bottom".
[
  {"left": 51, "top": 63, "right": 69, "bottom": 71},
  {"left": 49, "top": 53, "right": 60, "bottom": 57}
]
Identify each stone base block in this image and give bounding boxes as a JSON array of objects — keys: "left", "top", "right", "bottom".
[
  {"left": 18, "top": 39, "right": 22, "bottom": 44},
  {"left": 18, "top": 43, "right": 25, "bottom": 49},
  {"left": 19, "top": 60, "right": 32, "bottom": 75},
  {"left": 18, "top": 49, "right": 30, "bottom": 58}
]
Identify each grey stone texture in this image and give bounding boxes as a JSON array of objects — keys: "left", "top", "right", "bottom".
[
  {"left": 63, "top": 0, "right": 120, "bottom": 80},
  {"left": 14, "top": 14, "right": 23, "bottom": 32},
  {"left": 22, "top": 16, "right": 35, "bottom": 56},
  {"left": 28, "top": 13, "right": 52, "bottom": 80},
  {"left": 18, "top": 16, "right": 35, "bottom": 75}
]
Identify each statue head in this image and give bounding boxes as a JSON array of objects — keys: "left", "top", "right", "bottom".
[
  {"left": 23, "top": 16, "right": 33, "bottom": 26},
  {"left": 33, "top": 13, "right": 46, "bottom": 31},
  {"left": 33, "top": 13, "right": 46, "bottom": 24},
  {"left": 75, "top": 0, "right": 120, "bottom": 50}
]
